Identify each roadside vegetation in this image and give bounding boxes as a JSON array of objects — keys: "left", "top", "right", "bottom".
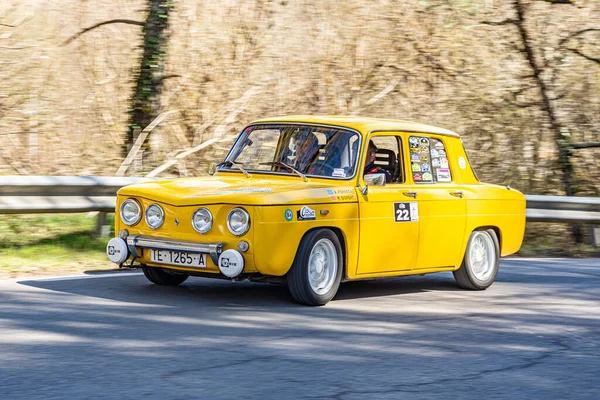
[{"left": 0, "top": 214, "right": 119, "bottom": 279}]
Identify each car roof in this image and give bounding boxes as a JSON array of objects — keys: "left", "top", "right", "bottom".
[{"left": 250, "top": 115, "right": 460, "bottom": 138}]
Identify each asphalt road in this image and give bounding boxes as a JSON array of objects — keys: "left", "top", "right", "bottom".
[{"left": 1, "top": 258, "right": 599, "bottom": 400}]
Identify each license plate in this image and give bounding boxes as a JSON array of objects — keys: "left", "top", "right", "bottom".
[{"left": 150, "top": 249, "right": 207, "bottom": 268}]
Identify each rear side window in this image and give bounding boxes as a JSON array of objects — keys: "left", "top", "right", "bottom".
[
  {"left": 370, "top": 136, "right": 403, "bottom": 183},
  {"left": 409, "top": 136, "right": 451, "bottom": 183}
]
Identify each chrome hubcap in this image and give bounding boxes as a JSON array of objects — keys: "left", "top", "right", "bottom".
[
  {"left": 469, "top": 231, "right": 495, "bottom": 281},
  {"left": 308, "top": 238, "right": 337, "bottom": 295}
]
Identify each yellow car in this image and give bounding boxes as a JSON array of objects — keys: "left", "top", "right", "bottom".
[{"left": 107, "top": 116, "right": 526, "bottom": 306}]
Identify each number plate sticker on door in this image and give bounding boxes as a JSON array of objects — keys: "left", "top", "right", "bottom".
[
  {"left": 394, "top": 202, "right": 419, "bottom": 222},
  {"left": 150, "top": 249, "right": 207, "bottom": 268}
]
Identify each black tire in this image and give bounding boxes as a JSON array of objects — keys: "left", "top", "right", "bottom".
[
  {"left": 453, "top": 229, "right": 500, "bottom": 290},
  {"left": 142, "top": 266, "right": 189, "bottom": 286},
  {"left": 287, "top": 229, "right": 343, "bottom": 306}
]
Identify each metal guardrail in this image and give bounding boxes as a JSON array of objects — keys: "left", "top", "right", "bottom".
[
  {"left": 0, "top": 176, "right": 599, "bottom": 234},
  {"left": 525, "top": 195, "right": 600, "bottom": 223},
  {"left": 0, "top": 176, "right": 152, "bottom": 236},
  {"left": 0, "top": 176, "right": 150, "bottom": 214}
]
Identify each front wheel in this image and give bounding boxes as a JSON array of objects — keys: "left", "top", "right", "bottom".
[
  {"left": 453, "top": 229, "right": 500, "bottom": 290},
  {"left": 287, "top": 229, "right": 343, "bottom": 306},
  {"left": 142, "top": 267, "right": 189, "bottom": 286}
]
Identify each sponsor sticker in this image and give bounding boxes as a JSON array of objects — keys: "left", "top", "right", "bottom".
[
  {"left": 436, "top": 168, "right": 451, "bottom": 182},
  {"left": 439, "top": 158, "right": 449, "bottom": 168},
  {"left": 422, "top": 163, "right": 430, "bottom": 171},
  {"left": 412, "top": 163, "right": 421, "bottom": 172},
  {"left": 394, "top": 202, "right": 419, "bottom": 222},
  {"left": 297, "top": 206, "right": 316, "bottom": 221},
  {"left": 458, "top": 157, "right": 466, "bottom": 169},
  {"left": 435, "top": 142, "right": 445, "bottom": 149},
  {"left": 411, "top": 153, "right": 420, "bottom": 161},
  {"left": 430, "top": 149, "right": 439, "bottom": 157},
  {"left": 438, "top": 149, "right": 446, "bottom": 156},
  {"left": 409, "top": 137, "right": 419, "bottom": 146},
  {"left": 420, "top": 138, "right": 430, "bottom": 145},
  {"left": 432, "top": 158, "right": 440, "bottom": 167},
  {"left": 413, "top": 173, "right": 423, "bottom": 181},
  {"left": 215, "top": 188, "right": 273, "bottom": 195},
  {"left": 325, "top": 188, "right": 355, "bottom": 201},
  {"left": 284, "top": 209, "right": 293, "bottom": 221},
  {"left": 332, "top": 168, "right": 346, "bottom": 178},
  {"left": 422, "top": 172, "right": 433, "bottom": 181}
]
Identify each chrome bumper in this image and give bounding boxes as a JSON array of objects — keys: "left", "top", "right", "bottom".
[{"left": 126, "top": 235, "right": 225, "bottom": 265}]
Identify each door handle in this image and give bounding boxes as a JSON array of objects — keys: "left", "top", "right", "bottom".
[
  {"left": 450, "top": 191, "right": 463, "bottom": 198},
  {"left": 403, "top": 191, "right": 417, "bottom": 199}
]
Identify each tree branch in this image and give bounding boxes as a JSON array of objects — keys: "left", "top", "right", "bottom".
[
  {"left": 559, "top": 28, "right": 600, "bottom": 46},
  {"left": 62, "top": 19, "right": 145, "bottom": 46},
  {"left": 566, "top": 47, "right": 600, "bottom": 64},
  {"left": 572, "top": 142, "right": 600, "bottom": 150},
  {"left": 482, "top": 19, "right": 517, "bottom": 26},
  {"left": 541, "top": 0, "right": 575, "bottom": 4}
]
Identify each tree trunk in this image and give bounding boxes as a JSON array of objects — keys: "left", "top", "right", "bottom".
[
  {"left": 125, "top": 0, "right": 173, "bottom": 157},
  {"left": 513, "top": 0, "right": 581, "bottom": 242}
]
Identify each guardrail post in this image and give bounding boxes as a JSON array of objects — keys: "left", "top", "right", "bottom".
[
  {"left": 95, "top": 212, "right": 110, "bottom": 238},
  {"left": 593, "top": 227, "right": 600, "bottom": 247}
]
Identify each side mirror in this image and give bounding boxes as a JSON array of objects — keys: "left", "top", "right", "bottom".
[
  {"left": 208, "top": 162, "right": 218, "bottom": 176},
  {"left": 364, "top": 173, "right": 386, "bottom": 187}
]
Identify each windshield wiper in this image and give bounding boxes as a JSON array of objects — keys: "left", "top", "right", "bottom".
[
  {"left": 259, "top": 161, "right": 308, "bottom": 182},
  {"left": 217, "top": 160, "right": 251, "bottom": 178}
]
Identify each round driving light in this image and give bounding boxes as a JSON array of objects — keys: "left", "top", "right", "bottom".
[
  {"left": 118, "top": 229, "right": 129, "bottom": 239},
  {"left": 120, "top": 199, "right": 141, "bottom": 226},
  {"left": 227, "top": 208, "right": 250, "bottom": 236},
  {"left": 192, "top": 208, "right": 213, "bottom": 234},
  {"left": 238, "top": 241, "right": 249, "bottom": 252},
  {"left": 218, "top": 249, "right": 245, "bottom": 278},
  {"left": 145, "top": 204, "right": 164, "bottom": 229},
  {"left": 107, "top": 237, "right": 129, "bottom": 264}
]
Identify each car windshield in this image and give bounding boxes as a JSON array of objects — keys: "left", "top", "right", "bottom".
[{"left": 221, "top": 124, "right": 361, "bottom": 179}]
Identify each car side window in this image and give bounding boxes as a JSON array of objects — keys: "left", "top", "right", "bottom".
[
  {"left": 409, "top": 136, "right": 452, "bottom": 183},
  {"left": 370, "top": 136, "right": 403, "bottom": 183}
]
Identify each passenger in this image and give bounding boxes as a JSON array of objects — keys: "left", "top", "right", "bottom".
[
  {"left": 294, "top": 130, "right": 320, "bottom": 173},
  {"left": 364, "top": 141, "right": 392, "bottom": 183}
]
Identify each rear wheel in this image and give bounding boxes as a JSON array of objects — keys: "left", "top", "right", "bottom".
[
  {"left": 142, "top": 267, "right": 189, "bottom": 286},
  {"left": 287, "top": 229, "right": 343, "bottom": 306},
  {"left": 453, "top": 229, "right": 499, "bottom": 290}
]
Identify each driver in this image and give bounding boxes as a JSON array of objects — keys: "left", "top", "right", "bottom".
[
  {"left": 364, "top": 141, "right": 392, "bottom": 183},
  {"left": 294, "top": 130, "right": 320, "bottom": 173}
]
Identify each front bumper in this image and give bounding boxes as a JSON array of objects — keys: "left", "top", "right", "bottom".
[{"left": 126, "top": 234, "right": 225, "bottom": 265}]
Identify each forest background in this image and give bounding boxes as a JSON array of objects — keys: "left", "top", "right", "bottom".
[{"left": 0, "top": 0, "right": 599, "bottom": 257}]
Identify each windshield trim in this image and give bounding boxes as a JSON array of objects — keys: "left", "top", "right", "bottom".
[{"left": 220, "top": 122, "right": 364, "bottom": 181}]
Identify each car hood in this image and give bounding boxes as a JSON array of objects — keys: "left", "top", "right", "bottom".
[{"left": 117, "top": 175, "right": 358, "bottom": 206}]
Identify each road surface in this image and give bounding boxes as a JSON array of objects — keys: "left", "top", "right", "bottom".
[{"left": 1, "top": 258, "right": 599, "bottom": 399}]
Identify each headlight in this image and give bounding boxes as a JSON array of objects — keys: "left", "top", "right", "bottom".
[
  {"left": 145, "top": 204, "right": 164, "bottom": 229},
  {"left": 227, "top": 207, "right": 250, "bottom": 236},
  {"left": 120, "top": 199, "right": 141, "bottom": 226},
  {"left": 192, "top": 208, "right": 213, "bottom": 234}
]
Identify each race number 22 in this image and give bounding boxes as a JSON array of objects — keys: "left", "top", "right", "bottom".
[{"left": 394, "top": 202, "right": 419, "bottom": 222}]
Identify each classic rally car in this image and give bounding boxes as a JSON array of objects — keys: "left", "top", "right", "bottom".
[{"left": 107, "top": 116, "right": 526, "bottom": 306}]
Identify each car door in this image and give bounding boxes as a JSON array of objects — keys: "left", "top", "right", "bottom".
[
  {"left": 404, "top": 134, "right": 467, "bottom": 269},
  {"left": 356, "top": 134, "right": 420, "bottom": 275}
]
